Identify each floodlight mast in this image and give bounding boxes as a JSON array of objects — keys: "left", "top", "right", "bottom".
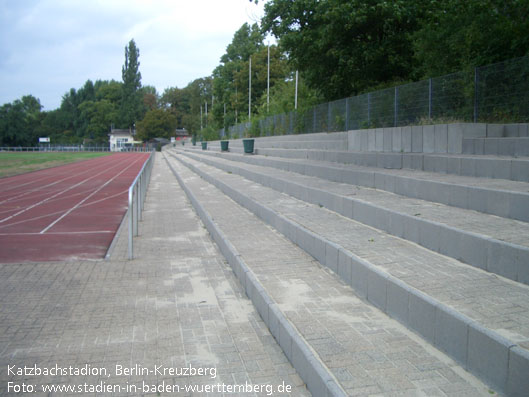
[
  {"left": 295, "top": 70, "right": 299, "bottom": 110},
  {"left": 267, "top": 44, "right": 270, "bottom": 113}
]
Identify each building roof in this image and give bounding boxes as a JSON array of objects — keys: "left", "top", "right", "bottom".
[
  {"left": 109, "top": 132, "right": 132, "bottom": 136},
  {"left": 109, "top": 128, "right": 135, "bottom": 137}
]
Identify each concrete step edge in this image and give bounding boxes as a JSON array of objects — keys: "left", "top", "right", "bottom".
[
  {"left": 252, "top": 147, "right": 529, "bottom": 183},
  {"left": 189, "top": 148, "right": 529, "bottom": 222},
  {"left": 179, "top": 149, "right": 529, "bottom": 285},
  {"left": 163, "top": 153, "right": 347, "bottom": 397},
  {"left": 171, "top": 151, "right": 529, "bottom": 396}
]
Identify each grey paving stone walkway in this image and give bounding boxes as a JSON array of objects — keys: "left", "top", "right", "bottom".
[
  {"left": 173, "top": 152, "right": 529, "bottom": 350},
  {"left": 182, "top": 150, "right": 529, "bottom": 249},
  {"left": 0, "top": 153, "right": 307, "bottom": 396},
  {"left": 165, "top": 153, "right": 493, "bottom": 396}
]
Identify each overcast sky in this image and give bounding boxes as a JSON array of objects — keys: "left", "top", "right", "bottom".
[{"left": 0, "top": 0, "right": 267, "bottom": 110}]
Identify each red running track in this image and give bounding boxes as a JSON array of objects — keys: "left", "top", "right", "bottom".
[{"left": 0, "top": 152, "right": 150, "bottom": 263}]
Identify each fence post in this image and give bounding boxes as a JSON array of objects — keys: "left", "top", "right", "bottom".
[
  {"left": 367, "top": 93, "right": 371, "bottom": 127},
  {"left": 428, "top": 78, "right": 433, "bottom": 120},
  {"left": 328, "top": 102, "right": 332, "bottom": 132},
  {"left": 345, "top": 98, "right": 349, "bottom": 131},
  {"left": 135, "top": 185, "right": 139, "bottom": 236},
  {"left": 313, "top": 107, "right": 316, "bottom": 133},
  {"left": 394, "top": 86, "right": 398, "bottom": 127},
  {"left": 128, "top": 187, "right": 133, "bottom": 259},
  {"left": 474, "top": 67, "right": 479, "bottom": 122}
]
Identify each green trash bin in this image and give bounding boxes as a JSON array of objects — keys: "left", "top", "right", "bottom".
[
  {"left": 220, "top": 141, "right": 229, "bottom": 151},
  {"left": 201, "top": 142, "right": 207, "bottom": 150},
  {"left": 242, "top": 139, "right": 254, "bottom": 154}
]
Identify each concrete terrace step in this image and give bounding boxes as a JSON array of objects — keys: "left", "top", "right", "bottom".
[
  {"left": 192, "top": 147, "right": 529, "bottom": 221},
  {"left": 199, "top": 135, "right": 529, "bottom": 183},
  {"left": 167, "top": 149, "right": 529, "bottom": 395},
  {"left": 251, "top": 147, "right": 529, "bottom": 183},
  {"left": 162, "top": 152, "right": 494, "bottom": 396},
  {"left": 250, "top": 140, "right": 348, "bottom": 151},
  {"left": 463, "top": 137, "right": 529, "bottom": 157},
  {"left": 178, "top": 149, "right": 529, "bottom": 284},
  {"left": 249, "top": 131, "right": 349, "bottom": 142}
]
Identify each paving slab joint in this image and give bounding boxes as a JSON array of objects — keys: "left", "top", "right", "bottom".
[{"left": 162, "top": 152, "right": 347, "bottom": 397}]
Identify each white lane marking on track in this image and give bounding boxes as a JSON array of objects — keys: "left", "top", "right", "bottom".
[
  {"left": 0, "top": 189, "right": 128, "bottom": 230},
  {"left": 0, "top": 231, "right": 114, "bottom": 236},
  {"left": 0, "top": 155, "right": 117, "bottom": 202},
  {"left": 0, "top": 157, "right": 128, "bottom": 224},
  {"left": 0, "top": 187, "right": 105, "bottom": 216},
  {"left": 0, "top": 155, "right": 121, "bottom": 209},
  {"left": 39, "top": 156, "right": 145, "bottom": 234}
]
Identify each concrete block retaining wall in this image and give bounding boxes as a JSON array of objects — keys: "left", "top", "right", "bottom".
[
  {"left": 204, "top": 123, "right": 529, "bottom": 158},
  {"left": 347, "top": 123, "right": 488, "bottom": 154},
  {"left": 463, "top": 137, "right": 529, "bottom": 156},
  {"left": 246, "top": 148, "right": 529, "bottom": 183}
]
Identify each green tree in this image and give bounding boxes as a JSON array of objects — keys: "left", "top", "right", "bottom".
[
  {"left": 222, "top": 22, "right": 264, "bottom": 63},
  {"left": 78, "top": 100, "right": 118, "bottom": 143},
  {"left": 261, "top": 0, "right": 424, "bottom": 100},
  {"left": 161, "top": 86, "right": 191, "bottom": 128},
  {"left": 119, "top": 39, "right": 143, "bottom": 129},
  {"left": 412, "top": 0, "right": 529, "bottom": 77},
  {"left": 78, "top": 80, "right": 96, "bottom": 103},
  {"left": 95, "top": 80, "right": 122, "bottom": 106},
  {"left": 35, "top": 109, "right": 75, "bottom": 144},
  {"left": 232, "top": 45, "right": 287, "bottom": 118},
  {"left": 0, "top": 95, "right": 42, "bottom": 146},
  {"left": 59, "top": 88, "right": 80, "bottom": 137},
  {"left": 141, "top": 85, "right": 159, "bottom": 112},
  {"left": 188, "top": 77, "right": 213, "bottom": 134},
  {"left": 75, "top": 80, "right": 98, "bottom": 138},
  {"left": 159, "top": 78, "right": 211, "bottom": 137},
  {"left": 135, "top": 108, "right": 177, "bottom": 141},
  {"left": 53, "top": 80, "right": 122, "bottom": 143},
  {"left": 257, "top": 75, "right": 322, "bottom": 116},
  {"left": 212, "top": 23, "right": 265, "bottom": 127}
]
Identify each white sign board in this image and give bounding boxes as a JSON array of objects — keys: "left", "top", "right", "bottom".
[
  {"left": 39, "top": 137, "right": 50, "bottom": 143},
  {"left": 171, "top": 137, "right": 176, "bottom": 143}
]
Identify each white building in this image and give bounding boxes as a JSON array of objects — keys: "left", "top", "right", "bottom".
[{"left": 109, "top": 128, "right": 140, "bottom": 152}]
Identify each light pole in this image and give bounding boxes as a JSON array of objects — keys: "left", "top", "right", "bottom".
[
  {"left": 267, "top": 44, "right": 270, "bottom": 114},
  {"left": 295, "top": 70, "right": 299, "bottom": 110}
]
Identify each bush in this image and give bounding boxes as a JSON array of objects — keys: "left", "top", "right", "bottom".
[
  {"left": 201, "top": 126, "right": 220, "bottom": 141},
  {"left": 247, "top": 119, "right": 262, "bottom": 138}
]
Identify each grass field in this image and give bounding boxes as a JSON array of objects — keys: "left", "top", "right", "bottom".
[{"left": 0, "top": 152, "right": 112, "bottom": 178}]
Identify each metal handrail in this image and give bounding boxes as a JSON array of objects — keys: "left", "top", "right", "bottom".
[{"left": 128, "top": 151, "right": 155, "bottom": 259}]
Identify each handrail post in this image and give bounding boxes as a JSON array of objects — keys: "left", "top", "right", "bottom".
[
  {"left": 127, "top": 151, "right": 155, "bottom": 260},
  {"left": 136, "top": 180, "right": 140, "bottom": 227},
  {"left": 128, "top": 186, "right": 133, "bottom": 259}
]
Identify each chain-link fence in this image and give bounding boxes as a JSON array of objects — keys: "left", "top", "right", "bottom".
[
  {"left": 476, "top": 56, "right": 529, "bottom": 122},
  {"left": 220, "top": 56, "right": 529, "bottom": 139}
]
